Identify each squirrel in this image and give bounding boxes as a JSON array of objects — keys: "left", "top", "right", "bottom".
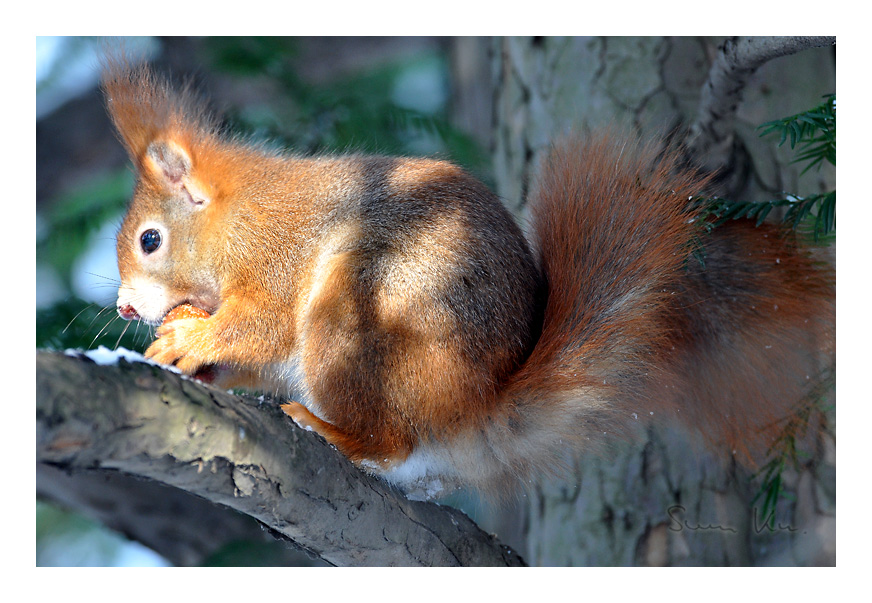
[{"left": 105, "top": 59, "right": 834, "bottom": 499}]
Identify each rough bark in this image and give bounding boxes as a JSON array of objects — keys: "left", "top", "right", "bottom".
[
  {"left": 685, "top": 36, "right": 836, "bottom": 186},
  {"left": 492, "top": 36, "right": 836, "bottom": 211},
  {"left": 488, "top": 35, "right": 835, "bottom": 566},
  {"left": 36, "top": 350, "right": 525, "bottom": 567}
]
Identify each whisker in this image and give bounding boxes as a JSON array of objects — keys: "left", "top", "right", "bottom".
[
  {"left": 113, "top": 319, "right": 132, "bottom": 351},
  {"left": 91, "top": 312, "right": 122, "bottom": 348},
  {"left": 88, "top": 284, "right": 122, "bottom": 290},
  {"left": 128, "top": 317, "right": 149, "bottom": 348},
  {"left": 84, "top": 304, "right": 119, "bottom": 333},
  {"left": 63, "top": 303, "right": 97, "bottom": 334},
  {"left": 85, "top": 271, "right": 121, "bottom": 285}
]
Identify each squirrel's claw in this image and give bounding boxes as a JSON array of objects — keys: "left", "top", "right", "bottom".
[{"left": 146, "top": 317, "right": 210, "bottom": 374}]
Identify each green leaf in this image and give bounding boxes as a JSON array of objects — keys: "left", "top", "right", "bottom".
[
  {"left": 753, "top": 203, "right": 774, "bottom": 226},
  {"left": 757, "top": 94, "right": 836, "bottom": 172}
]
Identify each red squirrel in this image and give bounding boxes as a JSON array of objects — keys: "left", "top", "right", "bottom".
[{"left": 106, "top": 59, "right": 834, "bottom": 498}]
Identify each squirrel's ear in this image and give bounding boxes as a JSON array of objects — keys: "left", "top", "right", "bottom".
[
  {"left": 101, "top": 57, "right": 215, "bottom": 175},
  {"left": 144, "top": 140, "right": 210, "bottom": 207},
  {"left": 145, "top": 141, "right": 191, "bottom": 185}
]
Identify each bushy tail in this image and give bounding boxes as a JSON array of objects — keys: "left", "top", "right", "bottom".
[{"left": 466, "top": 134, "right": 834, "bottom": 493}]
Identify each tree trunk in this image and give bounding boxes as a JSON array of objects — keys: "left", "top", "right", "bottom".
[{"left": 487, "top": 35, "right": 835, "bottom": 566}]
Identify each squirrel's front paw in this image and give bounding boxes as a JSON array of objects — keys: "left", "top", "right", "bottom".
[{"left": 146, "top": 318, "right": 210, "bottom": 374}]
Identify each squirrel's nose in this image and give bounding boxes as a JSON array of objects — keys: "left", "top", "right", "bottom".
[{"left": 117, "top": 304, "right": 141, "bottom": 321}]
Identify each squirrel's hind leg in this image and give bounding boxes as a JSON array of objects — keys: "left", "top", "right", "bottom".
[{"left": 280, "top": 402, "right": 403, "bottom": 471}]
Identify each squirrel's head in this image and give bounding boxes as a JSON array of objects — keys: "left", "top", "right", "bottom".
[
  {"left": 103, "top": 58, "right": 229, "bottom": 324},
  {"left": 115, "top": 139, "right": 223, "bottom": 324}
]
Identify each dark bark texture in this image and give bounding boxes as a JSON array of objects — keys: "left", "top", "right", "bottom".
[{"left": 36, "top": 350, "right": 525, "bottom": 567}]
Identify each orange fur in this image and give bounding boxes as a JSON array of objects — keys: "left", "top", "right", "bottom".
[{"left": 106, "top": 60, "right": 835, "bottom": 498}]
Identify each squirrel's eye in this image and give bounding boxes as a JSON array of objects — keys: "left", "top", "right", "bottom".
[{"left": 140, "top": 228, "right": 162, "bottom": 254}]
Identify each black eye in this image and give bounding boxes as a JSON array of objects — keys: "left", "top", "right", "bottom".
[{"left": 140, "top": 228, "right": 162, "bottom": 254}]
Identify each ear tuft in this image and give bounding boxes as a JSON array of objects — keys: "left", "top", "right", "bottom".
[{"left": 146, "top": 141, "right": 191, "bottom": 186}]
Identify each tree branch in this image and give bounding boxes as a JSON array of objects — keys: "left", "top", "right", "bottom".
[
  {"left": 36, "top": 350, "right": 524, "bottom": 567},
  {"left": 685, "top": 36, "right": 835, "bottom": 178},
  {"left": 37, "top": 463, "right": 326, "bottom": 566}
]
